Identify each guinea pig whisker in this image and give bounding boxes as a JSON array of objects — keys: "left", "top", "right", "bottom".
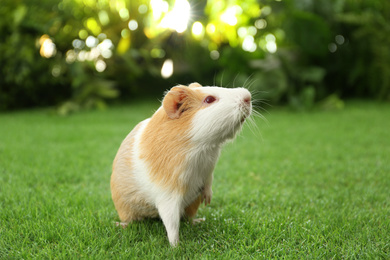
[
  {"left": 243, "top": 75, "right": 256, "bottom": 91},
  {"left": 254, "top": 98, "right": 272, "bottom": 109},
  {"left": 233, "top": 73, "right": 240, "bottom": 88},
  {"left": 245, "top": 114, "right": 263, "bottom": 141},
  {"left": 253, "top": 109, "right": 269, "bottom": 126},
  {"left": 220, "top": 70, "right": 225, "bottom": 87}
]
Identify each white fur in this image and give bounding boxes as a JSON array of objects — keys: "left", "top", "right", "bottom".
[
  {"left": 179, "top": 86, "right": 252, "bottom": 210},
  {"left": 190, "top": 87, "right": 252, "bottom": 144},
  {"left": 132, "top": 119, "right": 164, "bottom": 204},
  {"left": 120, "top": 118, "right": 184, "bottom": 245},
  {"left": 180, "top": 144, "right": 219, "bottom": 207}
]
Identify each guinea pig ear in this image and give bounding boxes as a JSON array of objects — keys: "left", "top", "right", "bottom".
[
  {"left": 163, "top": 87, "right": 187, "bottom": 119},
  {"left": 188, "top": 82, "right": 202, "bottom": 88}
]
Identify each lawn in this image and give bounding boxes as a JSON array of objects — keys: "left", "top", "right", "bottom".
[{"left": 1, "top": 100, "right": 389, "bottom": 258}]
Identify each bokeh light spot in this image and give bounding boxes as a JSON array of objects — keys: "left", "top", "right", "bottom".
[
  {"left": 151, "top": 48, "right": 166, "bottom": 58},
  {"left": 221, "top": 6, "right": 242, "bottom": 26},
  {"left": 119, "top": 8, "right": 129, "bottom": 20},
  {"left": 95, "top": 60, "right": 107, "bottom": 72},
  {"left": 161, "top": 59, "right": 174, "bottom": 78},
  {"left": 128, "top": 20, "right": 138, "bottom": 31},
  {"left": 86, "top": 36, "right": 98, "bottom": 48},
  {"left": 192, "top": 22, "right": 204, "bottom": 39},
  {"left": 39, "top": 35, "right": 57, "bottom": 58},
  {"left": 206, "top": 23, "right": 216, "bottom": 34},
  {"left": 255, "top": 19, "right": 267, "bottom": 29},
  {"left": 335, "top": 35, "right": 345, "bottom": 45},
  {"left": 210, "top": 50, "right": 220, "bottom": 60},
  {"left": 138, "top": 4, "right": 148, "bottom": 14},
  {"left": 79, "top": 29, "right": 88, "bottom": 39},
  {"left": 328, "top": 43, "right": 337, "bottom": 53},
  {"left": 242, "top": 35, "right": 257, "bottom": 52}
]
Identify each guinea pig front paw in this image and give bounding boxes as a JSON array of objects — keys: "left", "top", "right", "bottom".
[
  {"left": 202, "top": 187, "right": 213, "bottom": 206},
  {"left": 115, "top": 222, "right": 129, "bottom": 229},
  {"left": 192, "top": 217, "right": 206, "bottom": 225}
]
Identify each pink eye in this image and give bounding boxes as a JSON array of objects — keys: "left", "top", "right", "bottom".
[{"left": 204, "top": 96, "right": 216, "bottom": 104}]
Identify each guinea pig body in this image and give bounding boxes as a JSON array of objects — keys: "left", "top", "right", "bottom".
[{"left": 111, "top": 83, "right": 252, "bottom": 246}]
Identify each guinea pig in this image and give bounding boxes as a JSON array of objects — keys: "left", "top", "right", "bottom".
[{"left": 111, "top": 82, "right": 252, "bottom": 246}]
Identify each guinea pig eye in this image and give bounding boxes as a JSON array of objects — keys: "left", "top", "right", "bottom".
[{"left": 204, "top": 96, "right": 216, "bottom": 104}]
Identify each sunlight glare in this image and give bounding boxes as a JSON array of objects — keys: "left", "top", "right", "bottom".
[
  {"left": 192, "top": 22, "right": 204, "bottom": 38},
  {"left": 206, "top": 23, "right": 216, "bottom": 34},
  {"left": 151, "top": 0, "right": 169, "bottom": 20},
  {"left": 161, "top": 59, "right": 174, "bottom": 78},
  {"left": 160, "top": 0, "right": 191, "bottom": 33},
  {"left": 242, "top": 35, "right": 257, "bottom": 52},
  {"left": 39, "top": 35, "right": 56, "bottom": 58},
  {"left": 220, "top": 6, "right": 242, "bottom": 26}
]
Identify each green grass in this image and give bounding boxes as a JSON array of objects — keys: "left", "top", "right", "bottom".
[{"left": 1, "top": 101, "right": 389, "bottom": 259}]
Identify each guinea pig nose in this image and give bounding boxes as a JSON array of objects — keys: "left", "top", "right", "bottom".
[{"left": 243, "top": 96, "right": 251, "bottom": 105}]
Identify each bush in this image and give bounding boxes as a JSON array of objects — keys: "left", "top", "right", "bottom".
[
  {"left": 0, "top": 1, "right": 69, "bottom": 110},
  {"left": 1, "top": 0, "right": 389, "bottom": 112}
]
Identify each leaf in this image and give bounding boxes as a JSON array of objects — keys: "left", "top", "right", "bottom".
[
  {"left": 95, "top": 82, "right": 119, "bottom": 99},
  {"left": 284, "top": 10, "right": 332, "bottom": 57},
  {"left": 13, "top": 5, "right": 27, "bottom": 26},
  {"left": 300, "top": 67, "right": 326, "bottom": 83},
  {"left": 57, "top": 101, "right": 80, "bottom": 116},
  {"left": 319, "top": 94, "right": 344, "bottom": 111}
]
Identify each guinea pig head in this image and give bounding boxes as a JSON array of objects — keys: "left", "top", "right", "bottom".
[
  {"left": 189, "top": 86, "right": 252, "bottom": 144},
  {"left": 162, "top": 84, "right": 252, "bottom": 145}
]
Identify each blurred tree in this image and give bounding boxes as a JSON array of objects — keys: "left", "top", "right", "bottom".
[
  {"left": 329, "top": 0, "right": 390, "bottom": 100},
  {"left": 0, "top": 1, "right": 70, "bottom": 110},
  {"left": 0, "top": 0, "right": 389, "bottom": 113}
]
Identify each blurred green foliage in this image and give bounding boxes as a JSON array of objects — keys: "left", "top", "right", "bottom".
[{"left": 0, "top": 0, "right": 389, "bottom": 112}]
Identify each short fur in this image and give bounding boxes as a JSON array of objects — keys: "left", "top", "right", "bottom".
[{"left": 111, "top": 83, "right": 252, "bottom": 246}]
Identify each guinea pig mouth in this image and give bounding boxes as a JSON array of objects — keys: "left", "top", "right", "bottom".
[{"left": 240, "top": 114, "right": 249, "bottom": 124}]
